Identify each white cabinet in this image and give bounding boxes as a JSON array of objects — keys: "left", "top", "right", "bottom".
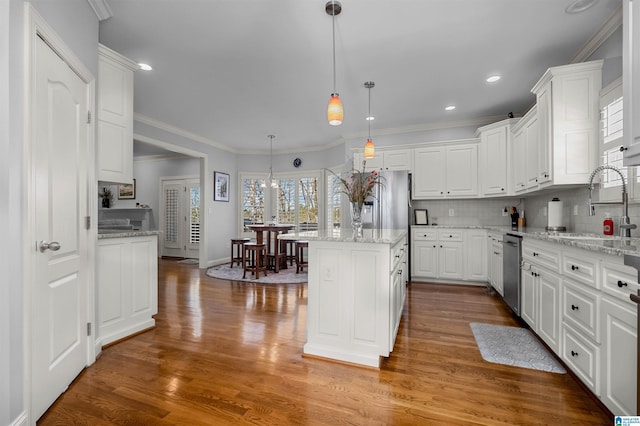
[
  {"left": 354, "top": 148, "right": 412, "bottom": 172},
  {"left": 488, "top": 232, "right": 503, "bottom": 295},
  {"left": 511, "top": 106, "right": 540, "bottom": 194},
  {"left": 521, "top": 239, "right": 562, "bottom": 352},
  {"left": 477, "top": 119, "right": 518, "bottom": 196},
  {"left": 97, "top": 44, "right": 138, "bottom": 184},
  {"left": 97, "top": 234, "right": 158, "bottom": 349},
  {"left": 531, "top": 60, "right": 603, "bottom": 187},
  {"left": 600, "top": 296, "right": 637, "bottom": 415},
  {"left": 413, "top": 143, "right": 478, "bottom": 199},
  {"left": 465, "top": 230, "right": 487, "bottom": 281},
  {"left": 411, "top": 228, "right": 464, "bottom": 281},
  {"left": 623, "top": 0, "right": 640, "bottom": 165}
]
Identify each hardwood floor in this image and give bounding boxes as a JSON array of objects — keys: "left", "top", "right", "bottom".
[{"left": 38, "top": 259, "right": 611, "bottom": 425}]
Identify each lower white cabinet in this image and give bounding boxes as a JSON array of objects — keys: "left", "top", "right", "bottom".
[
  {"left": 97, "top": 234, "right": 158, "bottom": 349},
  {"left": 411, "top": 228, "right": 487, "bottom": 283},
  {"left": 522, "top": 238, "right": 638, "bottom": 415},
  {"left": 521, "top": 251, "right": 561, "bottom": 353},
  {"left": 488, "top": 235, "right": 503, "bottom": 295},
  {"left": 600, "top": 296, "right": 637, "bottom": 415}
]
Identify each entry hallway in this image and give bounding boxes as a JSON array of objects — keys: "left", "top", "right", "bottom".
[{"left": 38, "top": 259, "right": 611, "bottom": 425}]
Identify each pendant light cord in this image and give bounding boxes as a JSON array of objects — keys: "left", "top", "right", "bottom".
[{"left": 332, "top": 10, "right": 336, "bottom": 94}]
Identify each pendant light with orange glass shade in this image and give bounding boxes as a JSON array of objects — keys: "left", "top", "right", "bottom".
[
  {"left": 364, "top": 81, "right": 375, "bottom": 158},
  {"left": 326, "top": 1, "right": 343, "bottom": 126}
]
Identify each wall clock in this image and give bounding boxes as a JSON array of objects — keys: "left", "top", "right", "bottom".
[{"left": 293, "top": 157, "right": 302, "bottom": 168}]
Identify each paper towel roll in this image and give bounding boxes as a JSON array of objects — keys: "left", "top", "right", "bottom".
[{"left": 548, "top": 198, "right": 564, "bottom": 228}]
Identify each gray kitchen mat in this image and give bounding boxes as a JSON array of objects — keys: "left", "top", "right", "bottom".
[{"left": 470, "top": 322, "right": 566, "bottom": 374}]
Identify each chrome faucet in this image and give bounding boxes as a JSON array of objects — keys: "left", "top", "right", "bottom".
[{"left": 588, "top": 165, "right": 637, "bottom": 237}]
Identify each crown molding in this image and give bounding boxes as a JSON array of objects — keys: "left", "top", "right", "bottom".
[
  {"left": 87, "top": 0, "right": 113, "bottom": 21},
  {"left": 570, "top": 3, "right": 622, "bottom": 64},
  {"left": 134, "top": 113, "right": 236, "bottom": 153}
]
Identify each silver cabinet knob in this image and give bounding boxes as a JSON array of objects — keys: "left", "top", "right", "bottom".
[{"left": 39, "top": 240, "right": 61, "bottom": 252}]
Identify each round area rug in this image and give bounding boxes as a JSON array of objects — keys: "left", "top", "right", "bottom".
[{"left": 206, "top": 263, "right": 307, "bottom": 284}]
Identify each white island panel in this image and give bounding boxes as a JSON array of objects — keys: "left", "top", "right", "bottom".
[{"left": 293, "top": 229, "right": 407, "bottom": 368}]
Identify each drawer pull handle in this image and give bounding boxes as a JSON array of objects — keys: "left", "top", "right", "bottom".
[
  {"left": 618, "top": 280, "right": 628, "bottom": 288},
  {"left": 571, "top": 350, "right": 578, "bottom": 357},
  {"left": 571, "top": 265, "right": 579, "bottom": 271},
  {"left": 571, "top": 304, "right": 579, "bottom": 311},
  {"left": 533, "top": 252, "right": 538, "bottom": 257}
]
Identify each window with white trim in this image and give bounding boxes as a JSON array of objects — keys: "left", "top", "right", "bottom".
[{"left": 599, "top": 78, "right": 625, "bottom": 201}]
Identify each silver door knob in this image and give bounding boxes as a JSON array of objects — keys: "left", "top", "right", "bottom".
[{"left": 39, "top": 240, "right": 61, "bottom": 252}]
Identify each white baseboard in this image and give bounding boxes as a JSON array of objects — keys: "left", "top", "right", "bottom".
[{"left": 10, "top": 411, "right": 27, "bottom": 426}]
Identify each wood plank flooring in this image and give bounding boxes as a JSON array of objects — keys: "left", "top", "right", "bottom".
[{"left": 38, "top": 259, "right": 611, "bottom": 425}]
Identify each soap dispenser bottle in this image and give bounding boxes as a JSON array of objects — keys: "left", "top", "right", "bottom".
[{"left": 603, "top": 214, "right": 614, "bottom": 235}]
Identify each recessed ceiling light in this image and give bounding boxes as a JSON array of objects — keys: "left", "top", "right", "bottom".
[
  {"left": 138, "top": 63, "right": 152, "bottom": 71},
  {"left": 366, "top": 116, "right": 375, "bottom": 121},
  {"left": 445, "top": 105, "right": 456, "bottom": 111},
  {"left": 565, "top": 0, "right": 598, "bottom": 14},
  {"left": 486, "top": 75, "right": 501, "bottom": 83}
]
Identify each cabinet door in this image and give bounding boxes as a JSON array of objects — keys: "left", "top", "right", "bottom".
[
  {"left": 536, "top": 83, "right": 552, "bottom": 186},
  {"left": 521, "top": 266, "right": 537, "bottom": 328},
  {"left": 97, "top": 46, "right": 136, "bottom": 184},
  {"left": 512, "top": 127, "right": 527, "bottom": 194},
  {"left": 383, "top": 149, "right": 412, "bottom": 171},
  {"left": 537, "top": 269, "right": 561, "bottom": 353},
  {"left": 623, "top": 0, "right": 640, "bottom": 165},
  {"left": 354, "top": 152, "right": 383, "bottom": 172},
  {"left": 465, "top": 230, "right": 487, "bottom": 281},
  {"left": 412, "top": 242, "right": 438, "bottom": 277},
  {"left": 438, "top": 242, "right": 464, "bottom": 280},
  {"left": 481, "top": 127, "right": 508, "bottom": 196},
  {"left": 445, "top": 145, "right": 478, "bottom": 197},
  {"left": 600, "top": 296, "right": 637, "bottom": 416},
  {"left": 413, "top": 147, "right": 445, "bottom": 198},
  {"left": 490, "top": 243, "right": 503, "bottom": 296},
  {"left": 524, "top": 113, "right": 540, "bottom": 189}
]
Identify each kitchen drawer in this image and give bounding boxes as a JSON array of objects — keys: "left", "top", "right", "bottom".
[
  {"left": 522, "top": 240, "right": 560, "bottom": 272},
  {"left": 391, "top": 240, "right": 407, "bottom": 271},
  {"left": 562, "top": 249, "right": 599, "bottom": 289},
  {"left": 438, "top": 230, "right": 464, "bottom": 242},
  {"left": 561, "top": 323, "right": 600, "bottom": 395},
  {"left": 562, "top": 279, "right": 600, "bottom": 342},
  {"left": 412, "top": 229, "right": 437, "bottom": 241},
  {"left": 601, "top": 258, "right": 640, "bottom": 305},
  {"left": 488, "top": 232, "right": 503, "bottom": 243}
]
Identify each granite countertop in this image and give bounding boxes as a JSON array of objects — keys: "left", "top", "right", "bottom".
[
  {"left": 98, "top": 230, "right": 160, "bottom": 239},
  {"left": 411, "top": 225, "right": 640, "bottom": 257},
  {"left": 279, "top": 228, "right": 407, "bottom": 245}
]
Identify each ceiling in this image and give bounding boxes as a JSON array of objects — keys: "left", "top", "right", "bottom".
[{"left": 99, "top": 0, "right": 621, "bottom": 155}]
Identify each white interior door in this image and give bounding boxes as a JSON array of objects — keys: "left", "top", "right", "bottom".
[
  {"left": 32, "top": 36, "right": 89, "bottom": 420},
  {"left": 162, "top": 178, "right": 200, "bottom": 258}
]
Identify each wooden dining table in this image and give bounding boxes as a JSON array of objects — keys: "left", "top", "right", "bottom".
[{"left": 247, "top": 224, "right": 295, "bottom": 273}]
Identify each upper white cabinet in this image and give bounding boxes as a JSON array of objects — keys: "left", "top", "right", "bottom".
[
  {"left": 623, "top": 0, "right": 640, "bottom": 165},
  {"left": 531, "top": 60, "right": 603, "bottom": 187},
  {"left": 97, "top": 44, "right": 137, "bottom": 184},
  {"left": 512, "top": 106, "right": 540, "bottom": 195},
  {"left": 477, "top": 118, "right": 518, "bottom": 196},
  {"left": 413, "top": 143, "right": 478, "bottom": 199},
  {"left": 353, "top": 148, "right": 412, "bottom": 172}
]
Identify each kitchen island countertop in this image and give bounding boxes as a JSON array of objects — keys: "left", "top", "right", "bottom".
[
  {"left": 97, "top": 230, "right": 160, "bottom": 239},
  {"left": 278, "top": 228, "right": 407, "bottom": 245}
]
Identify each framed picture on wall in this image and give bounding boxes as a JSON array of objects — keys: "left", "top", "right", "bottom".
[
  {"left": 214, "top": 171, "right": 229, "bottom": 202},
  {"left": 414, "top": 209, "right": 428, "bottom": 225},
  {"left": 117, "top": 179, "right": 136, "bottom": 200}
]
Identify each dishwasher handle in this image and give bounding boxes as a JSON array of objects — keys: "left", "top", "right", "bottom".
[{"left": 630, "top": 292, "right": 640, "bottom": 305}]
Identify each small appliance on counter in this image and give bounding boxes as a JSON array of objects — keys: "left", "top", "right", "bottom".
[{"left": 546, "top": 197, "right": 566, "bottom": 232}]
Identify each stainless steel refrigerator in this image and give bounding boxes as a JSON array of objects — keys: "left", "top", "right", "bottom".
[{"left": 359, "top": 170, "right": 411, "bottom": 231}]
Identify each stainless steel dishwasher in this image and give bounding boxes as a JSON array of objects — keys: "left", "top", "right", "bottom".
[{"left": 503, "top": 233, "right": 522, "bottom": 316}]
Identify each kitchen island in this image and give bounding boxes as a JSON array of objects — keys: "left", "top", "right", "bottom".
[{"left": 280, "top": 229, "right": 408, "bottom": 368}]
